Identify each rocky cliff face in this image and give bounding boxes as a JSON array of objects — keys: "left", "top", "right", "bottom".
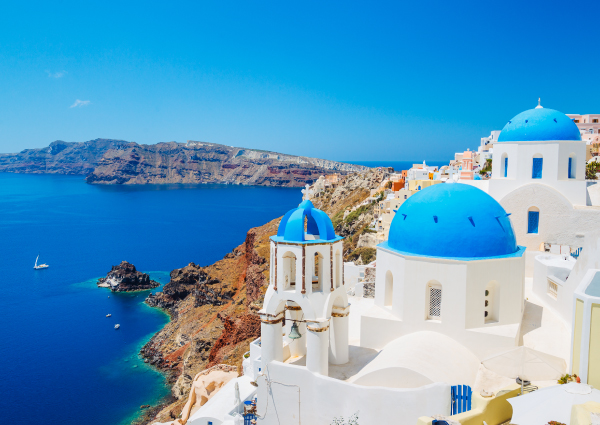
[
  {"left": 0, "top": 139, "right": 129, "bottom": 175},
  {"left": 97, "top": 261, "right": 160, "bottom": 292},
  {"left": 136, "top": 169, "right": 390, "bottom": 424},
  {"left": 0, "top": 139, "right": 367, "bottom": 187},
  {"left": 85, "top": 141, "right": 368, "bottom": 187}
]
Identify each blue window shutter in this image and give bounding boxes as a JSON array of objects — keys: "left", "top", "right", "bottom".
[
  {"left": 504, "top": 157, "right": 508, "bottom": 177},
  {"left": 532, "top": 158, "right": 543, "bottom": 179},
  {"left": 568, "top": 157, "right": 573, "bottom": 179},
  {"left": 528, "top": 211, "right": 539, "bottom": 234}
]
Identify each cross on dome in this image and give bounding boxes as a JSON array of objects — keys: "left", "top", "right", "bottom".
[{"left": 535, "top": 98, "right": 543, "bottom": 109}]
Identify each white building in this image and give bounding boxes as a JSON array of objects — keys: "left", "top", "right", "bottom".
[
  {"left": 367, "top": 183, "right": 526, "bottom": 359},
  {"left": 460, "top": 102, "right": 600, "bottom": 257}
]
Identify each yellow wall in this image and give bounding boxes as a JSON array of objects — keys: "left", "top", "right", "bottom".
[
  {"left": 407, "top": 180, "right": 442, "bottom": 191},
  {"left": 573, "top": 299, "right": 584, "bottom": 376},
  {"left": 589, "top": 304, "right": 600, "bottom": 387}
]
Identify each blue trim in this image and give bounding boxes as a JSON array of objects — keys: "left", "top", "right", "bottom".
[
  {"left": 271, "top": 235, "right": 344, "bottom": 244},
  {"left": 532, "top": 158, "right": 543, "bottom": 179},
  {"left": 568, "top": 157, "right": 573, "bottom": 179},
  {"left": 504, "top": 157, "right": 508, "bottom": 177},
  {"left": 528, "top": 211, "right": 539, "bottom": 234},
  {"left": 378, "top": 241, "right": 526, "bottom": 262}
]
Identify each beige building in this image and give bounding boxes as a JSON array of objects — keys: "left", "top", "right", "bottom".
[{"left": 376, "top": 189, "right": 416, "bottom": 239}]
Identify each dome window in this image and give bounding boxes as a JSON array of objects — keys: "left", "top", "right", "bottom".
[
  {"left": 468, "top": 216, "right": 475, "bottom": 227},
  {"left": 433, "top": 216, "right": 438, "bottom": 223}
]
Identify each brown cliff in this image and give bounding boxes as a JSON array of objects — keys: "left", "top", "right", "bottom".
[
  {"left": 136, "top": 169, "right": 391, "bottom": 424},
  {"left": 85, "top": 141, "right": 368, "bottom": 187}
]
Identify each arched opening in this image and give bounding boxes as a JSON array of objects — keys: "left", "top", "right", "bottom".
[
  {"left": 384, "top": 271, "right": 394, "bottom": 307},
  {"left": 335, "top": 251, "right": 341, "bottom": 288},
  {"left": 527, "top": 206, "right": 540, "bottom": 234},
  {"left": 485, "top": 281, "right": 500, "bottom": 323},
  {"left": 501, "top": 152, "right": 508, "bottom": 178},
  {"left": 282, "top": 252, "right": 297, "bottom": 290},
  {"left": 532, "top": 154, "right": 543, "bottom": 179},
  {"left": 426, "top": 281, "right": 442, "bottom": 320},
  {"left": 313, "top": 252, "right": 323, "bottom": 291},
  {"left": 569, "top": 154, "right": 577, "bottom": 179}
]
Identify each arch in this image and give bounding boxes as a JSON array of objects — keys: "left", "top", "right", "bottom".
[
  {"left": 485, "top": 281, "right": 500, "bottom": 323},
  {"left": 527, "top": 206, "right": 540, "bottom": 234},
  {"left": 426, "top": 281, "right": 442, "bottom": 320},
  {"left": 282, "top": 251, "right": 297, "bottom": 290},
  {"left": 313, "top": 251, "right": 324, "bottom": 291},
  {"left": 568, "top": 153, "right": 577, "bottom": 179},
  {"left": 532, "top": 153, "right": 543, "bottom": 179},
  {"left": 384, "top": 271, "right": 394, "bottom": 307},
  {"left": 501, "top": 152, "right": 508, "bottom": 178}
]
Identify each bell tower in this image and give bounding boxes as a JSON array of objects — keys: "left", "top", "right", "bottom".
[{"left": 259, "top": 200, "right": 350, "bottom": 376}]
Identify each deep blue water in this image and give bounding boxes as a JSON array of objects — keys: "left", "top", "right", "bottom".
[{"left": 0, "top": 173, "right": 301, "bottom": 425}]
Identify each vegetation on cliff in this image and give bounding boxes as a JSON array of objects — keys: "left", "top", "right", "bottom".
[{"left": 137, "top": 168, "right": 390, "bottom": 424}]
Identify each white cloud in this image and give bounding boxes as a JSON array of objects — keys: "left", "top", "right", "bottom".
[
  {"left": 46, "top": 70, "right": 67, "bottom": 78},
  {"left": 70, "top": 99, "right": 91, "bottom": 108}
]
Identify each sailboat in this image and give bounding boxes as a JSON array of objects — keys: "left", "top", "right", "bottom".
[{"left": 34, "top": 254, "right": 49, "bottom": 270}]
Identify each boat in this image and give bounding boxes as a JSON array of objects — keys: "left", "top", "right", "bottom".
[
  {"left": 33, "top": 254, "right": 49, "bottom": 270},
  {"left": 106, "top": 314, "right": 111, "bottom": 317},
  {"left": 114, "top": 324, "right": 120, "bottom": 329}
]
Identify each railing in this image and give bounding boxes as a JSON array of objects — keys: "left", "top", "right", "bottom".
[
  {"left": 451, "top": 385, "right": 472, "bottom": 415},
  {"left": 571, "top": 247, "right": 583, "bottom": 259}
]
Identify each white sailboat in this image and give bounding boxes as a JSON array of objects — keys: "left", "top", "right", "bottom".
[{"left": 34, "top": 254, "right": 49, "bottom": 270}]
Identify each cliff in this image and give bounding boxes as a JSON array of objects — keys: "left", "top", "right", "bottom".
[
  {"left": 136, "top": 168, "right": 391, "bottom": 424},
  {"left": 0, "top": 139, "right": 368, "bottom": 188},
  {"left": 85, "top": 141, "right": 368, "bottom": 187},
  {"left": 0, "top": 139, "right": 129, "bottom": 175},
  {"left": 97, "top": 261, "right": 160, "bottom": 292}
]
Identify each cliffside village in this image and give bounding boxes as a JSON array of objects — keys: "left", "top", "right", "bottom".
[{"left": 154, "top": 103, "right": 600, "bottom": 425}]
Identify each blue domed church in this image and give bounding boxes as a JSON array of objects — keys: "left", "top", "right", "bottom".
[{"left": 366, "top": 183, "right": 527, "bottom": 358}]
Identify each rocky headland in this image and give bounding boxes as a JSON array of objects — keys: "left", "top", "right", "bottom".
[
  {"left": 136, "top": 168, "right": 390, "bottom": 424},
  {"left": 97, "top": 261, "right": 160, "bottom": 292},
  {"left": 0, "top": 139, "right": 368, "bottom": 187}
]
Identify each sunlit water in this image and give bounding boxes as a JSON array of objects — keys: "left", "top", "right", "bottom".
[{"left": 0, "top": 173, "right": 300, "bottom": 424}]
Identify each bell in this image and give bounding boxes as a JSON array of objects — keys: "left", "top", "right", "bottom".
[{"left": 288, "top": 322, "right": 302, "bottom": 340}]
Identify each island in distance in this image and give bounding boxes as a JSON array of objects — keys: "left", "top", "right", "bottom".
[
  {"left": 97, "top": 261, "right": 160, "bottom": 292},
  {"left": 0, "top": 139, "right": 368, "bottom": 187}
]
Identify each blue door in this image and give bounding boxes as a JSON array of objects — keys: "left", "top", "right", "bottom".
[
  {"left": 528, "top": 210, "right": 539, "bottom": 234},
  {"left": 451, "top": 385, "right": 472, "bottom": 415},
  {"left": 568, "top": 157, "right": 573, "bottom": 179},
  {"left": 504, "top": 157, "right": 508, "bottom": 177},
  {"left": 532, "top": 158, "right": 543, "bottom": 179}
]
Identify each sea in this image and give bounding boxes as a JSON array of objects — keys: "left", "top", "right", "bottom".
[
  {"left": 0, "top": 173, "right": 301, "bottom": 425},
  {"left": 0, "top": 159, "right": 446, "bottom": 424}
]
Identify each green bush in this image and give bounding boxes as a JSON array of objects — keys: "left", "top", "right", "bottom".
[{"left": 587, "top": 162, "right": 600, "bottom": 180}]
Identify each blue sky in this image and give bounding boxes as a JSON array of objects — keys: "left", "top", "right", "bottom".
[{"left": 1, "top": 1, "right": 598, "bottom": 161}]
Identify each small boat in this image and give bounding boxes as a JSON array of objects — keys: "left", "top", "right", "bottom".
[
  {"left": 106, "top": 314, "right": 112, "bottom": 317},
  {"left": 33, "top": 254, "right": 49, "bottom": 270},
  {"left": 114, "top": 324, "right": 120, "bottom": 329}
]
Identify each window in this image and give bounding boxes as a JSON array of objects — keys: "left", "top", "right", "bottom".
[
  {"left": 532, "top": 156, "right": 543, "bottom": 179},
  {"left": 593, "top": 119, "right": 598, "bottom": 123},
  {"left": 427, "top": 282, "right": 442, "bottom": 320},
  {"left": 282, "top": 252, "right": 297, "bottom": 289},
  {"left": 385, "top": 271, "right": 393, "bottom": 307},
  {"left": 404, "top": 195, "right": 407, "bottom": 199},
  {"left": 569, "top": 156, "right": 576, "bottom": 179},
  {"left": 547, "top": 280, "right": 558, "bottom": 300},
  {"left": 313, "top": 252, "right": 323, "bottom": 290},
  {"left": 528, "top": 209, "right": 539, "bottom": 234},
  {"left": 485, "top": 282, "right": 499, "bottom": 323},
  {"left": 574, "top": 120, "right": 580, "bottom": 123},
  {"left": 503, "top": 155, "right": 508, "bottom": 178}
]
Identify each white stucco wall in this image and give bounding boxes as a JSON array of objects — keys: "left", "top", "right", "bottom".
[
  {"left": 499, "top": 184, "right": 600, "bottom": 252},
  {"left": 490, "top": 140, "right": 587, "bottom": 206},
  {"left": 256, "top": 361, "right": 451, "bottom": 425},
  {"left": 365, "top": 246, "right": 524, "bottom": 358},
  {"left": 532, "top": 254, "right": 576, "bottom": 327}
]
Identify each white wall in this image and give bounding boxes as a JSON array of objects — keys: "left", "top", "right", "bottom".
[
  {"left": 532, "top": 254, "right": 576, "bottom": 327},
  {"left": 490, "top": 140, "right": 587, "bottom": 206},
  {"left": 256, "top": 361, "right": 451, "bottom": 425},
  {"left": 367, "top": 247, "right": 524, "bottom": 359}
]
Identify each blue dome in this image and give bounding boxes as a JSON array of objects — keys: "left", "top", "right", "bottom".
[
  {"left": 498, "top": 107, "right": 581, "bottom": 142},
  {"left": 387, "top": 183, "right": 520, "bottom": 259},
  {"left": 273, "top": 200, "right": 340, "bottom": 243}
]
